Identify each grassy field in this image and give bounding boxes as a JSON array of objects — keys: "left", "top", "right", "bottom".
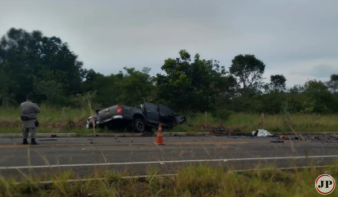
[
  {"left": 0, "top": 105, "right": 337, "bottom": 133},
  {"left": 1, "top": 162, "right": 338, "bottom": 197},
  {"left": 1, "top": 105, "right": 338, "bottom": 196}
]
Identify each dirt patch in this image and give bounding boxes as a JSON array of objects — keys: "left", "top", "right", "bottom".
[
  {"left": 44, "top": 118, "right": 87, "bottom": 131},
  {"left": 193, "top": 123, "right": 245, "bottom": 135},
  {"left": 0, "top": 117, "right": 87, "bottom": 132},
  {"left": 0, "top": 118, "right": 21, "bottom": 128}
]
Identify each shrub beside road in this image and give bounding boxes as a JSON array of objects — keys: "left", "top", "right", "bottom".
[
  {"left": 1, "top": 106, "right": 337, "bottom": 134},
  {"left": 1, "top": 163, "right": 338, "bottom": 196},
  {"left": 1, "top": 27, "right": 338, "bottom": 197}
]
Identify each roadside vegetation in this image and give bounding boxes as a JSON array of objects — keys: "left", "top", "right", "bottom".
[
  {"left": 1, "top": 162, "right": 338, "bottom": 197},
  {"left": 1, "top": 22, "right": 338, "bottom": 197},
  {"left": 0, "top": 28, "right": 337, "bottom": 134},
  {"left": 1, "top": 28, "right": 338, "bottom": 115},
  {"left": 1, "top": 104, "right": 338, "bottom": 134}
]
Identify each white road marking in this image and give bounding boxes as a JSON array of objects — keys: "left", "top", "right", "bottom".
[
  {"left": 0, "top": 155, "right": 337, "bottom": 170},
  {"left": 15, "top": 165, "right": 332, "bottom": 185}
]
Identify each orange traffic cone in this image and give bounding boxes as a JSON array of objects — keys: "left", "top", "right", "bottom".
[{"left": 154, "top": 124, "right": 165, "bottom": 145}]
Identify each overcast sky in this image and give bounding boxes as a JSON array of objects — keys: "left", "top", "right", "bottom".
[{"left": 1, "top": 0, "right": 337, "bottom": 88}]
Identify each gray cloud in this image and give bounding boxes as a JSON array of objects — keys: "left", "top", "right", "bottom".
[
  {"left": 1, "top": 0, "right": 337, "bottom": 88},
  {"left": 293, "top": 63, "right": 338, "bottom": 78}
]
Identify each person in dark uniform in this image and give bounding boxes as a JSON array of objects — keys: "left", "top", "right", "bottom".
[{"left": 20, "top": 94, "right": 40, "bottom": 145}]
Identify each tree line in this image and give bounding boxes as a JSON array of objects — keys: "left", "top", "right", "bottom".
[{"left": 1, "top": 28, "right": 337, "bottom": 114}]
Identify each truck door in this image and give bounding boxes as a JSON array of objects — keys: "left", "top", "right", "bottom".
[
  {"left": 159, "top": 104, "right": 175, "bottom": 126},
  {"left": 143, "top": 103, "right": 160, "bottom": 125}
]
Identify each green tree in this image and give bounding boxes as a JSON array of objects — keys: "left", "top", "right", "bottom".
[
  {"left": 33, "top": 79, "right": 66, "bottom": 105},
  {"left": 0, "top": 69, "right": 17, "bottom": 106},
  {"left": 81, "top": 69, "right": 102, "bottom": 92},
  {"left": 301, "top": 80, "right": 333, "bottom": 113},
  {"left": 85, "top": 67, "right": 153, "bottom": 108},
  {"left": 115, "top": 67, "right": 153, "bottom": 107},
  {"left": 326, "top": 74, "right": 338, "bottom": 92},
  {"left": 154, "top": 50, "right": 230, "bottom": 112},
  {"left": 289, "top": 84, "right": 304, "bottom": 94},
  {"left": 229, "top": 54, "right": 266, "bottom": 97},
  {"left": 0, "top": 28, "right": 86, "bottom": 104},
  {"left": 270, "top": 74, "right": 287, "bottom": 92},
  {"left": 86, "top": 73, "right": 121, "bottom": 107}
]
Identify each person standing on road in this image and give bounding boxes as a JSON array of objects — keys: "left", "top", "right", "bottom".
[{"left": 20, "top": 94, "right": 40, "bottom": 145}]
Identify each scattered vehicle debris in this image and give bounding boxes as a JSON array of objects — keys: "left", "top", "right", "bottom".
[
  {"left": 279, "top": 135, "right": 286, "bottom": 140},
  {"left": 270, "top": 140, "right": 284, "bottom": 143},
  {"left": 39, "top": 139, "right": 57, "bottom": 141},
  {"left": 309, "top": 135, "right": 335, "bottom": 143},
  {"left": 86, "top": 102, "right": 186, "bottom": 132},
  {"left": 252, "top": 129, "right": 274, "bottom": 137},
  {"left": 208, "top": 125, "right": 249, "bottom": 136},
  {"left": 209, "top": 126, "right": 229, "bottom": 135}
]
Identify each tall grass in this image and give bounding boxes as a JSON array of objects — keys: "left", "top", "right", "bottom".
[
  {"left": 1, "top": 105, "right": 338, "bottom": 133},
  {"left": 0, "top": 104, "right": 88, "bottom": 121},
  {"left": 1, "top": 102, "right": 338, "bottom": 196},
  {"left": 1, "top": 163, "right": 338, "bottom": 197}
]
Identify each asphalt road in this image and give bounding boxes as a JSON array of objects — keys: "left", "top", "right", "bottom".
[{"left": 0, "top": 136, "right": 337, "bottom": 179}]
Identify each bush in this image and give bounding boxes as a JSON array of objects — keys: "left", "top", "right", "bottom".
[{"left": 211, "top": 109, "right": 232, "bottom": 121}]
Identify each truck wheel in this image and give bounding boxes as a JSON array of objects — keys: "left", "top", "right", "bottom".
[{"left": 133, "top": 118, "right": 145, "bottom": 132}]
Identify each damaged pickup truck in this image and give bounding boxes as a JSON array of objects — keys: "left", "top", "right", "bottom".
[{"left": 86, "top": 102, "right": 186, "bottom": 132}]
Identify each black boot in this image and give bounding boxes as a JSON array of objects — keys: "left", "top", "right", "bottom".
[
  {"left": 23, "top": 138, "right": 28, "bottom": 145},
  {"left": 31, "top": 138, "right": 39, "bottom": 145}
]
